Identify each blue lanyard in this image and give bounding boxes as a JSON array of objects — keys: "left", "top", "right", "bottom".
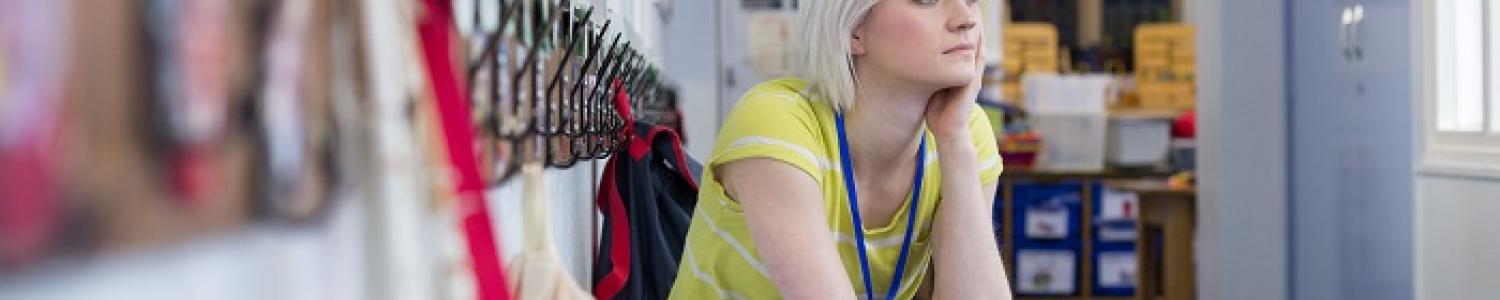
[{"left": 834, "top": 112, "right": 926, "bottom": 300}]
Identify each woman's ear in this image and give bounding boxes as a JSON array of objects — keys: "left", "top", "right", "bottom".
[{"left": 850, "top": 30, "right": 867, "bottom": 55}]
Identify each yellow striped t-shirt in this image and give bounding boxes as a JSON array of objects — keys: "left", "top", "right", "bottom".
[{"left": 669, "top": 77, "right": 1004, "bottom": 300}]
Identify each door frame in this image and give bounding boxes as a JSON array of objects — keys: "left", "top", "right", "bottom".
[{"left": 1191, "top": 0, "right": 1291, "bottom": 299}]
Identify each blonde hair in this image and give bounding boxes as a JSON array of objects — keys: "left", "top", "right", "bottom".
[{"left": 794, "top": 0, "right": 879, "bottom": 111}]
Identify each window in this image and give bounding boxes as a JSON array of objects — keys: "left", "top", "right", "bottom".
[
  {"left": 1421, "top": 0, "right": 1500, "bottom": 176},
  {"left": 1435, "top": 0, "right": 1486, "bottom": 132}
]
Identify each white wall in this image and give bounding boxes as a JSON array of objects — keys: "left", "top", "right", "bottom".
[
  {"left": 1414, "top": 175, "right": 1500, "bottom": 299},
  {"left": 1409, "top": 0, "right": 1500, "bottom": 296},
  {"left": 663, "top": 0, "right": 721, "bottom": 160},
  {"left": 490, "top": 166, "right": 602, "bottom": 290},
  {"left": 0, "top": 199, "right": 371, "bottom": 300},
  {"left": 1192, "top": 0, "right": 1290, "bottom": 299},
  {"left": 715, "top": 5, "right": 778, "bottom": 121}
]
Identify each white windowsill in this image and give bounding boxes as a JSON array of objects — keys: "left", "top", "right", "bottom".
[{"left": 1417, "top": 144, "right": 1500, "bottom": 179}]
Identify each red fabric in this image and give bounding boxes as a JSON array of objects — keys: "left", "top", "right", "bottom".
[
  {"left": 640, "top": 126, "right": 698, "bottom": 190},
  {"left": 415, "top": 1, "right": 511, "bottom": 299},
  {"left": 1173, "top": 110, "right": 1196, "bottom": 138},
  {"left": 617, "top": 80, "right": 696, "bottom": 188},
  {"left": 0, "top": 131, "right": 60, "bottom": 265},
  {"left": 612, "top": 79, "right": 633, "bottom": 126},
  {"left": 596, "top": 79, "right": 708, "bottom": 298},
  {"left": 617, "top": 79, "right": 696, "bottom": 188},
  {"left": 611, "top": 79, "right": 646, "bottom": 162},
  {"left": 169, "top": 146, "right": 215, "bottom": 207},
  {"left": 593, "top": 158, "right": 632, "bottom": 299}
]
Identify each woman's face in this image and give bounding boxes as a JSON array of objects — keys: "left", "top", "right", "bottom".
[{"left": 853, "top": 0, "right": 982, "bottom": 89}]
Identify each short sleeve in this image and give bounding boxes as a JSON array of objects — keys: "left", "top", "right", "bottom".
[
  {"left": 708, "top": 82, "right": 828, "bottom": 184},
  {"left": 967, "top": 106, "right": 1004, "bottom": 186}
]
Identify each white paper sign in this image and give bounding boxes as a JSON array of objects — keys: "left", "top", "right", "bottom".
[
  {"left": 1025, "top": 207, "right": 1069, "bottom": 239},
  {"left": 1097, "top": 223, "right": 1138, "bottom": 242},
  {"left": 1099, "top": 189, "right": 1139, "bottom": 220},
  {"left": 1096, "top": 251, "right": 1138, "bottom": 289},
  {"left": 1016, "top": 249, "right": 1077, "bottom": 294}
]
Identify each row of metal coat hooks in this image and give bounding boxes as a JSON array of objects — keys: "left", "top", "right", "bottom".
[{"left": 464, "top": 0, "right": 675, "bottom": 182}]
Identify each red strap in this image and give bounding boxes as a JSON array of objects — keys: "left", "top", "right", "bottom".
[
  {"left": 415, "top": 1, "right": 511, "bottom": 300},
  {"left": 593, "top": 157, "right": 632, "bottom": 299},
  {"left": 617, "top": 81, "right": 654, "bottom": 161},
  {"left": 611, "top": 79, "right": 634, "bottom": 128},
  {"left": 612, "top": 79, "right": 639, "bottom": 158}
]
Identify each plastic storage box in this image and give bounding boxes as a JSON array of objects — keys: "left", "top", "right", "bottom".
[
  {"left": 1106, "top": 112, "right": 1175, "bottom": 167},
  {"left": 1022, "top": 74, "right": 1114, "bottom": 172},
  {"left": 1022, "top": 74, "right": 1115, "bottom": 113},
  {"left": 1030, "top": 113, "right": 1108, "bottom": 172}
]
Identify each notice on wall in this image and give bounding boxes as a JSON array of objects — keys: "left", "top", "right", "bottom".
[{"left": 746, "top": 12, "right": 793, "bottom": 77}]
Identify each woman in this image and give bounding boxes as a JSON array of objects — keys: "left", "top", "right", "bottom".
[{"left": 670, "top": 0, "right": 1009, "bottom": 299}]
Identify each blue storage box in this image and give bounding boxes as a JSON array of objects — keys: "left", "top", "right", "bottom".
[{"left": 1093, "top": 185, "right": 1139, "bottom": 242}]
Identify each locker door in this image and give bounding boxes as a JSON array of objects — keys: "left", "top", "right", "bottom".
[{"left": 1289, "top": 0, "right": 1414, "bottom": 299}]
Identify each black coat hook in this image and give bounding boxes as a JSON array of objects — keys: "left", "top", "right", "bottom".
[
  {"left": 575, "top": 32, "right": 620, "bottom": 160},
  {"left": 569, "top": 19, "right": 608, "bottom": 143},
  {"left": 591, "top": 39, "right": 627, "bottom": 119},
  {"left": 537, "top": 4, "right": 583, "bottom": 137},
  {"left": 503, "top": 0, "right": 564, "bottom": 141},
  {"left": 571, "top": 20, "right": 612, "bottom": 108},
  {"left": 545, "top": 7, "right": 592, "bottom": 107},
  {"left": 468, "top": 0, "right": 524, "bottom": 83},
  {"left": 560, "top": 9, "right": 596, "bottom": 140},
  {"left": 545, "top": 2, "right": 590, "bottom": 168},
  {"left": 591, "top": 42, "right": 630, "bottom": 157}
]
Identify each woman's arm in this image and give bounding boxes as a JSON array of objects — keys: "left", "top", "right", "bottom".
[
  {"left": 927, "top": 136, "right": 1010, "bottom": 300},
  {"left": 719, "top": 158, "right": 857, "bottom": 299},
  {"left": 921, "top": 23, "right": 1011, "bottom": 296}
]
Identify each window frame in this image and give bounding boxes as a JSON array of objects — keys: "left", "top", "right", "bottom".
[{"left": 1418, "top": 0, "right": 1500, "bottom": 178}]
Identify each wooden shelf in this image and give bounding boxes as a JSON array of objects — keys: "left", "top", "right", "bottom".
[
  {"left": 1003, "top": 173, "right": 1192, "bottom": 300},
  {"left": 1000, "top": 167, "right": 1174, "bottom": 180}
]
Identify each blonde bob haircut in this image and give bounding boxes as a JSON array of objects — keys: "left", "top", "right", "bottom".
[{"left": 794, "top": 0, "right": 879, "bottom": 111}]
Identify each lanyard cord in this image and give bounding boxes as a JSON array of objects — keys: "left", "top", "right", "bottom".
[{"left": 835, "top": 112, "right": 927, "bottom": 300}]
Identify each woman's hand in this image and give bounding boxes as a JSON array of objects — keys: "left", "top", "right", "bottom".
[{"left": 924, "top": 40, "right": 985, "bottom": 141}]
